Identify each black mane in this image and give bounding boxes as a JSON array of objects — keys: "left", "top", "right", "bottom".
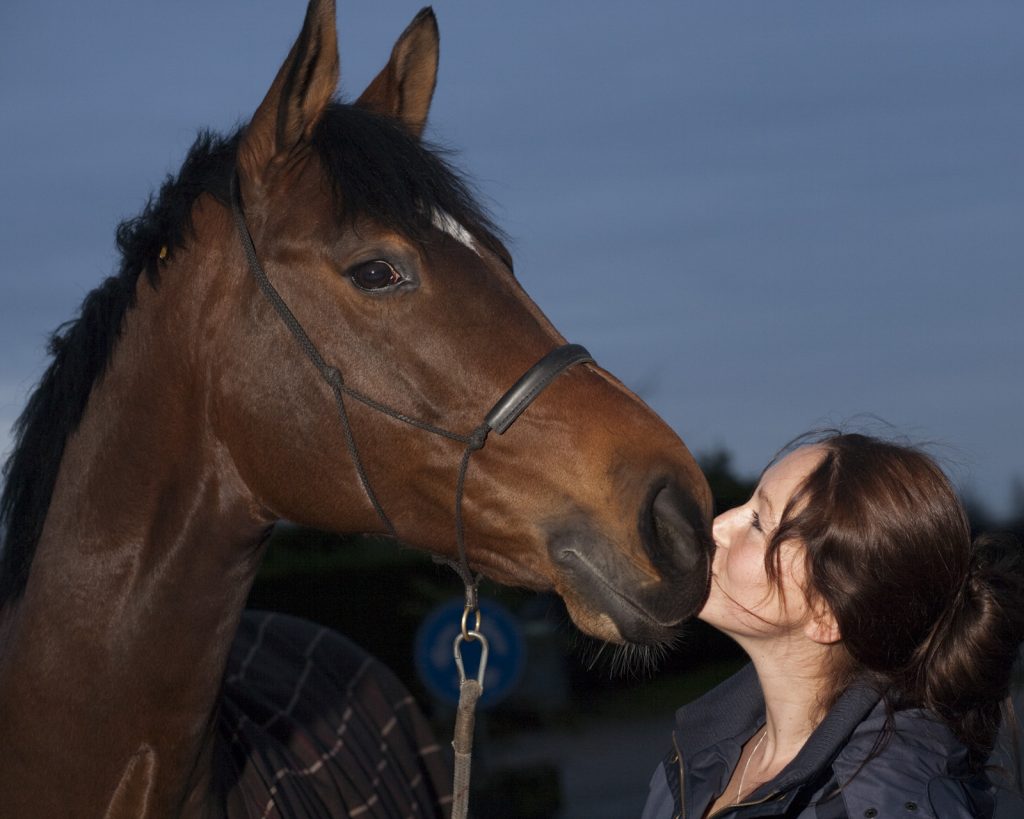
[{"left": 0, "top": 102, "right": 502, "bottom": 604}]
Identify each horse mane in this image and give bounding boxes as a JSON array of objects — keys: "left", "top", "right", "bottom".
[{"left": 0, "top": 101, "right": 503, "bottom": 604}]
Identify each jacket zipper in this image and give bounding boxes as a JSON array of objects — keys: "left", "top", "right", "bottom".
[
  {"left": 672, "top": 731, "right": 686, "bottom": 818},
  {"left": 706, "top": 790, "right": 781, "bottom": 819},
  {"left": 673, "top": 730, "right": 781, "bottom": 819}
]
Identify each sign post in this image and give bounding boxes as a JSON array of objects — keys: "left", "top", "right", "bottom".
[{"left": 414, "top": 597, "right": 526, "bottom": 709}]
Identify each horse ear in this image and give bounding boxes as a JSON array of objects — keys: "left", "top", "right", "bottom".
[
  {"left": 355, "top": 7, "right": 439, "bottom": 139},
  {"left": 238, "top": 0, "right": 339, "bottom": 188}
]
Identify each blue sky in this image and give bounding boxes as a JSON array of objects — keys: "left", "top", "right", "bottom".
[{"left": 1, "top": 1, "right": 1021, "bottom": 516}]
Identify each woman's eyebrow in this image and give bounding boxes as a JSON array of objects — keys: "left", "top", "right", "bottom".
[{"left": 757, "top": 487, "right": 775, "bottom": 521}]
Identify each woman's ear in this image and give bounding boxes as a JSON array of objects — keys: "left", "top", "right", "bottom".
[{"left": 804, "top": 599, "right": 841, "bottom": 645}]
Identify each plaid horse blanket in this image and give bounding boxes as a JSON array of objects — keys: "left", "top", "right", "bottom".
[{"left": 214, "top": 611, "right": 452, "bottom": 818}]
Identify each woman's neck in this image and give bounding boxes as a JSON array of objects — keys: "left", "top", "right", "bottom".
[
  {"left": 705, "top": 635, "right": 835, "bottom": 817},
  {"left": 743, "top": 633, "right": 833, "bottom": 768}
]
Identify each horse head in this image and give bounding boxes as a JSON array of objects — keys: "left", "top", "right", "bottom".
[{"left": 204, "top": 1, "right": 714, "bottom": 646}]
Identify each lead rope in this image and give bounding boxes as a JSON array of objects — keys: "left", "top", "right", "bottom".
[
  {"left": 447, "top": 433, "right": 487, "bottom": 819},
  {"left": 451, "top": 584, "right": 488, "bottom": 819},
  {"left": 229, "top": 173, "right": 592, "bottom": 819}
]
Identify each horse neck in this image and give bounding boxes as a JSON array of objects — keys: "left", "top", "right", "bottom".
[{"left": 0, "top": 243, "right": 272, "bottom": 817}]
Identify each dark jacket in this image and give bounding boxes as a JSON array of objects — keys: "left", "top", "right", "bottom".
[{"left": 641, "top": 664, "right": 995, "bottom": 818}]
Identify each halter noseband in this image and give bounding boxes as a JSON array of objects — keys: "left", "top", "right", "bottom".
[{"left": 228, "top": 173, "right": 594, "bottom": 594}]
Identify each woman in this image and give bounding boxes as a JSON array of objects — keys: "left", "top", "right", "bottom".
[{"left": 642, "top": 432, "right": 1024, "bottom": 818}]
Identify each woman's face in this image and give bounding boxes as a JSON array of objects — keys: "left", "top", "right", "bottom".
[{"left": 699, "top": 445, "right": 825, "bottom": 641}]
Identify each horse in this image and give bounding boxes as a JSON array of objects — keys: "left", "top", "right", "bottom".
[{"left": 0, "top": 2, "right": 713, "bottom": 816}]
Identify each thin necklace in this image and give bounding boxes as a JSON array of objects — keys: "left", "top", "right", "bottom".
[{"left": 735, "top": 727, "right": 769, "bottom": 804}]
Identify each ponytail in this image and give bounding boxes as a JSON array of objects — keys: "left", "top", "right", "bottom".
[{"left": 919, "top": 532, "right": 1024, "bottom": 768}]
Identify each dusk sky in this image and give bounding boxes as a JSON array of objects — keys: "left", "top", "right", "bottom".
[{"left": 2, "top": 1, "right": 1021, "bottom": 517}]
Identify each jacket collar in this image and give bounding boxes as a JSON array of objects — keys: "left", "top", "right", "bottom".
[{"left": 674, "top": 663, "right": 882, "bottom": 800}]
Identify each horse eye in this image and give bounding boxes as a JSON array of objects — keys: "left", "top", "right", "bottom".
[{"left": 349, "top": 259, "right": 403, "bottom": 292}]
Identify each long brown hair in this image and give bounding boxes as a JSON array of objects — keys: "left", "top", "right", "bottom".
[{"left": 765, "top": 432, "right": 1024, "bottom": 771}]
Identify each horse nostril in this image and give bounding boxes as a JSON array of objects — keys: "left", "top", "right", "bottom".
[{"left": 641, "top": 481, "right": 710, "bottom": 579}]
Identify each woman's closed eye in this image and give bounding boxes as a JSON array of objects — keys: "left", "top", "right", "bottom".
[{"left": 751, "top": 511, "right": 763, "bottom": 532}]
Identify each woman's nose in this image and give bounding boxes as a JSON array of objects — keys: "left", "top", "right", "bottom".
[
  {"left": 712, "top": 511, "right": 729, "bottom": 548},
  {"left": 711, "top": 507, "right": 740, "bottom": 548}
]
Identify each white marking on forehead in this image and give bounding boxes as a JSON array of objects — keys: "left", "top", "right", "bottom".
[{"left": 432, "top": 209, "right": 479, "bottom": 254}]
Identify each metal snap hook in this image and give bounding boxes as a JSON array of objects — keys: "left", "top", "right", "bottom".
[
  {"left": 460, "top": 605, "right": 482, "bottom": 640},
  {"left": 453, "top": 630, "right": 490, "bottom": 687}
]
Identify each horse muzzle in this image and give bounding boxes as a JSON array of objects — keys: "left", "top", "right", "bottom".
[{"left": 547, "top": 479, "right": 714, "bottom": 644}]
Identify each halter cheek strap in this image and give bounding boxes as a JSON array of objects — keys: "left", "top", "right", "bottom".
[
  {"left": 449, "top": 343, "right": 594, "bottom": 596},
  {"left": 228, "top": 172, "right": 594, "bottom": 590}
]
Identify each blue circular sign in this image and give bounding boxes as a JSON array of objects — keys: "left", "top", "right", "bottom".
[{"left": 414, "top": 597, "right": 525, "bottom": 708}]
